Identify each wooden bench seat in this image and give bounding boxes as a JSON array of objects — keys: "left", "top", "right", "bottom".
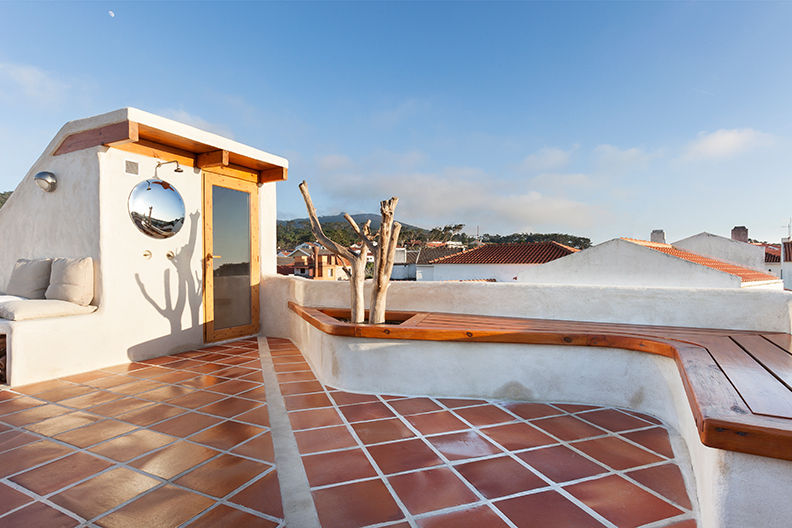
[{"left": 289, "top": 301, "right": 792, "bottom": 461}]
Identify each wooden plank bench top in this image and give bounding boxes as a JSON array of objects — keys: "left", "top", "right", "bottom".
[{"left": 289, "top": 301, "right": 792, "bottom": 461}]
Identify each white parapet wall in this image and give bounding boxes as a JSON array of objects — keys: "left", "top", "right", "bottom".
[{"left": 260, "top": 275, "right": 792, "bottom": 528}]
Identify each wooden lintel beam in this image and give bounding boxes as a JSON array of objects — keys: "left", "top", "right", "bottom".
[
  {"left": 259, "top": 166, "right": 287, "bottom": 184},
  {"left": 54, "top": 120, "right": 139, "bottom": 156},
  {"left": 196, "top": 150, "right": 230, "bottom": 168}
]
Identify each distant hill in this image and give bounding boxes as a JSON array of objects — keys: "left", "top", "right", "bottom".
[
  {"left": 278, "top": 213, "right": 427, "bottom": 232},
  {"left": 0, "top": 192, "right": 11, "bottom": 210}
]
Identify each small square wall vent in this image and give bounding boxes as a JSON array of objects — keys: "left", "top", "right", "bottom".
[{"left": 125, "top": 160, "right": 139, "bottom": 175}]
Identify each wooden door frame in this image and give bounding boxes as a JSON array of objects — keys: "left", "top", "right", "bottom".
[{"left": 202, "top": 170, "right": 260, "bottom": 342}]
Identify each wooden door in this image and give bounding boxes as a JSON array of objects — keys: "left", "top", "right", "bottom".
[{"left": 203, "top": 171, "right": 260, "bottom": 342}]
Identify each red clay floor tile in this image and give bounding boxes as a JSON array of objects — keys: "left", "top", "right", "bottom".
[
  {"left": 417, "top": 505, "right": 510, "bottom": 528},
  {"left": 437, "top": 398, "right": 488, "bottom": 408},
  {"left": 149, "top": 412, "right": 222, "bottom": 437},
  {"left": 231, "top": 431, "right": 275, "bottom": 463},
  {"left": 294, "top": 425, "right": 358, "bottom": 454},
  {"left": 189, "top": 420, "right": 265, "bottom": 451},
  {"left": 279, "top": 380, "right": 324, "bottom": 396},
  {"left": 479, "top": 422, "right": 556, "bottom": 451},
  {"left": 115, "top": 403, "right": 185, "bottom": 426},
  {"left": 1, "top": 404, "right": 71, "bottom": 426},
  {"left": 234, "top": 405, "right": 270, "bottom": 427},
  {"left": 455, "top": 455, "right": 547, "bottom": 499},
  {"left": 531, "top": 414, "right": 607, "bottom": 441},
  {"left": 10, "top": 451, "right": 113, "bottom": 495},
  {"left": 95, "top": 484, "right": 214, "bottom": 528},
  {"left": 517, "top": 444, "right": 609, "bottom": 483},
  {"left": 553, "top": 403, "right": 600, "bottom": 413},
  {"left": 0, "top": 429, "right": 45, "bottom": 453},
  {"left": 227, "top": 469, "right": 284, "bottom": 518},
  {"left": 503, "top": 402, "right": 563, "bottom": 420},
  {"left": 565, "top": 474, "right": 683, "bottom": 527},
  {"left": 0, "top": 440, "right": 76, "bottom": 478},
  {"left": 88, "top": 429, "right": 175, "bottom": 461},
  {"left": 283, "top": 392, "right": 333, "bottom": 411},
  {"left": 328, "top": 392, "right": 380, "bottom": 406},
  {"left": 302, "top": 448, "right": 377, "bottom": 487},
  {"left": 621, "top": 427, "right": 675, "bottom": 458},
  {"left": 389, "top": 466, "right": 478, "bottom": 514},
  {"left": 54, "top": 419, "right": 137, "bottom": 448},
  {"left": 0, "top": 501, "right": 79, "bottom": 528},
  {"left": 312, "top": 478, "right": 403, "bottom": 528},
  {"left": 627, "top": 463, "right": 692, "bottom": 509},
  {"left": 495, "top": 489, "right": 604, "bottom": 528},
  {"left": 187, "top": 504, "right": 278, "bottom": 527},
  {"left": 165, "top": 390, "right": 227, "bottom": 410},
  {"left": 25, "top": 411, "right": 101, "bottom": 436},
  {"left": 352, "top": 418, "right": 416, "bottom": 444},
  {"left": 425, "top": 430, "right": 502, "bottom": 461},
  {"left": 572, "top": 436, "right": 664, "bottom": 471},
  {"left": 453, "top": 404, "right": 515, "bottom": 426},
  {"left": 366, "top": 438, "right": 444, "bottom": 474},
  {"left": 576, "top": 409, "right": 653, "bottom": 432},
  {"left": 130, "top": 441, "right": 220, "bottom": 479},
  {"left": 339, "top": 401, "right": 396, "bottom": 423},
  {"left": 176, "top": 453, "right": 270, "bottom": 498},
  {"left": 0, "top": 481, "right": 33, "bottom": 514},
  {"left": 405, "top": 410, "right": 470, "bottom": 435},
  {"left": 197, "top": 397, "right": 262, "bottom": 419},
  {"left": 289, "top": 407, "right": 344, "bottom": 430},
  {"left": 388, "top": 397, "right": 442, "bottom": 415},
  {"left": 50, "top": 467, "right": 159, "bottom": 520}
]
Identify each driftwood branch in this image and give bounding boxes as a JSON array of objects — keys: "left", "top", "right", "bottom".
[{"left": 299, "top": 182, "right": 355, "bottom": 261}]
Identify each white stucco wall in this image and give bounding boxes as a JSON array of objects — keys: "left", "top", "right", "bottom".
[
  {"left": 257, "top": 276, "right": 792, "bottom": 528},
  {"left": 0, "top": 109, "right": 283, "bottom": 385},
  {"left": 673, "top": 232, "right": 765, "bottom": 271},
  {"left": 783, "top": 262, "right": 792, "bottom": 290},
  {"left": 516, "top": 238, "right": 746, "bottom": 289},
  {"left": 415, "top": 264, "right": 433, "bottom": 281},
  {"left": 429, "top": 263, "right": 530, "bottom": 282}
]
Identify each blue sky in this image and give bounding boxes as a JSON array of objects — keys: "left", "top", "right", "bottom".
[{"left": 1, "top": 1, "right": 791, "bottom": 243}]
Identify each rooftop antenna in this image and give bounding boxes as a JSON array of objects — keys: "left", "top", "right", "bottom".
[{"left": 782, "top": 218, "right": 792, "bottom": 239}]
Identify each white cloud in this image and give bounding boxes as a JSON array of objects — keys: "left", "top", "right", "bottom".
[
  {"left": 0, "top": 62, "right": 69, "bottom": 104},
  {"left": 161, "top": 109, "right": 235, "bottom": 138},
  {"left": 318, "top": 154, "right": 354, "bottom": 172},
  {"left": 371, "top": 99, "right": 427, "bottom": 127},
  {"left": 594, "top": 144, "right": 656, "bottom": 173},
  {"left": 683, "top": 128, "right": 774, "bottom": 160},
  {"left": 316, "top": 162, "right": 598, "bottom": 233},
  {"left": 530, "top": 172, "right": 593, "bottom": 191},
  {"left": 520, "top": 146, "right": 576, "bottom": 172}
]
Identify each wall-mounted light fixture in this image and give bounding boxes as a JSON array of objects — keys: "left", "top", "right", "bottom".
[{"left": 34, "top": 171, "right": 57, "bottom": 192}]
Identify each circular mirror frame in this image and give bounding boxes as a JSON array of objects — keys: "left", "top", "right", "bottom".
[{"left": 127, "top": 179, "right": 186, "bottom": 239}]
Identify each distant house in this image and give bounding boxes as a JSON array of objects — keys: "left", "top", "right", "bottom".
[
  {"left": 392, "top": 247, "right": 466, "bottom": 281},
  {"left": 516, "top": 238, "right": 783, "bottom": 289},
  {"left": 755, "top": 243, "right": 781, "bottom": 277},
  {"left": 421, "top": 242, "right": 577, "bottom": 282},
  {"left": 288, "top": 242, "right": 320, "bottom": 260},
  {"left": 672, "top": 229, "right": 765, "bottom": 272},
  {"left": 293, "top": 247, "right": 348, "bottom": 280},
  {"left": 782, "top": 240, "right": 792, "bottom": 289}
]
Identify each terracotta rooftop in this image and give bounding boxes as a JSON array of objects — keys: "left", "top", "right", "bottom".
[
  {"left": 407, "top": 246, "right": 466, "bottom": 265},
  {"left": 623, "top": 238, "right": 779, "bottom": 283},
  {"left": 755, "top": 243, "right": 781, "bottom": 263},
  {"left": 430, "top": 242, "right": 578, "bottom": 265},
  {"left": 785, "top": 241, "right": 792, "bottom": 263}
]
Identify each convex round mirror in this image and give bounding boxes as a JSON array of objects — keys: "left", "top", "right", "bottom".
[{"left": 128, "top": 179, "right": 185, "bottom": 239}]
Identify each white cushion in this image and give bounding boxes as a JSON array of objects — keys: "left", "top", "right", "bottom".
[
  {"left": 45, "top": 257, "right": 94, "bottom": 306},
  {"left": 0, "top": 295, "right": 26, "bottom": 303},
  {"left": 5, "top": 259, "right": 52, "bottom": 299},
  {"left": 0, "top": 300, "right": 97, "bottom": 321}
]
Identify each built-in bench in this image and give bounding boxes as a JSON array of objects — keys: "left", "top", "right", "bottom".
[{"left": 289, "top": 301, "right": 792, "bottom": 462}]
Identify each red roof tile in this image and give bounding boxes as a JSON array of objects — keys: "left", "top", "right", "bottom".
[
  {"left": 622, "top": 238, "right": 779, "bottom": 283},
  {"left": 784, "top": 241, "right": 792, "bottom": 263},
  {"left": 430, "top": 242, "right": 577, "bottom": 265},
  {"left": 754, "top": 243, "right": 781, "bottom": 263}
]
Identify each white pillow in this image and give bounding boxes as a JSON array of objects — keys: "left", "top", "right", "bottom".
[
  {"left": 0, "top": 300, "right": 97, "bottom": 321},
  {"left": 45, "top": 257, "right": 94, "bottom": 306},
  {"left": 5, "top": 258, "right": 52, "bottom": 299}
]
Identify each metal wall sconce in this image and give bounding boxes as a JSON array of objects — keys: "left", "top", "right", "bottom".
[{"left": 34, "top": 171, "right": 57, "bottom": 192}]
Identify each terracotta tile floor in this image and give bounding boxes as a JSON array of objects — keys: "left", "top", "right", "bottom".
[
  {"left": 0, "top": 336, "right": 699, "bottom": 527},
  {"left": 0, "top": 337, "right": 283, "bottom": 527}
]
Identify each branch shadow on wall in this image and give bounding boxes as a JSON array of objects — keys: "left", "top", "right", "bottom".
[{"left": 128, "top": 211, "right": 203, "bottom": 360}]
